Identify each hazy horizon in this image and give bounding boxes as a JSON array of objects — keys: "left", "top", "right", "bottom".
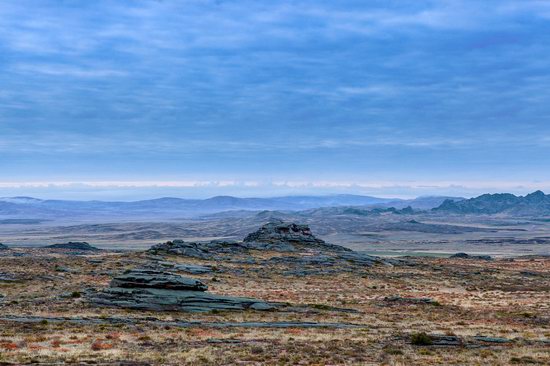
[{"left": 0, "top": 181, "right": 548, "bottom": 201}]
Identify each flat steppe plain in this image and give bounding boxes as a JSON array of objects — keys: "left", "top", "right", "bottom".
[
  {"left": 1, "top": 212, "right": 550, "bottom": 256},
  {"left": 0, "top": 247, "right": 549, "bottom": 365},
  {"left": 0, "top": 214, "right": 549, "bottom": 365}
]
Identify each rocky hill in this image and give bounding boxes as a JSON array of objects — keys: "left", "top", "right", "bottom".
[
  {"left": 44, "top": 242, "right": 100, "bottom": 251},
  {"left": 0, "top": 194, "right": 398, "bottom": 220},
  {"left": 149, "top": 221, "right": 399, "bottom": 268},
  {"left": 433, "top": 191, "right": 550, "bottom": 215},
  {"left": 149, "top": 220, "right": 351, "bottom": 258}
]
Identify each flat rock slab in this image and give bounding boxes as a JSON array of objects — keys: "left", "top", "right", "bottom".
[
  {"left": 44, "top": 242, "right": 101, "bottom": 251},
  {"left": 156, "top": 261, "right": 213, "bottom": 274},
  {"left": 90, "top": 268, "right": 274, "bottom": 312},
  {"left": 450, "top": 252, "right": 492, "bottom": 261},
  {"left": 383, "top": 296, "right": 439, "bottom": 305},
  {"left": 111, "top": 269, "right": 208, "bottom": 291},
  {"left": 91, "top": 287, "right": 274, "bottom": 312},
  {"left": 408, "top": 333, "right": 518, "bottom": 348},
  {"left": 0, "top": 315, "right": 361, "bottom": 329},
  {"left": 0, "top": 272, "right": 19, "bottom": 282}
]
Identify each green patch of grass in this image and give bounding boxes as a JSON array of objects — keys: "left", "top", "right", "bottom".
[{"left": 410, "top": 332, "right": 433, "bottom": 346}]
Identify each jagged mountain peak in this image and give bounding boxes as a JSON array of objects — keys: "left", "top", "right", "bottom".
[{"left": 434, "top": 191, "right": 549, "bottom": 215}]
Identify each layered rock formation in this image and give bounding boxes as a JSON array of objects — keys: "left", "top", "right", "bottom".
[
  {"left": 242, "top": 221, "right": 345, "bottom": 251},
  {"left": 90, "top": 269, "right": 274, "bottom": 312},
  {"left": 450, "top": 252, "right": 492, "bottom": 261},
  {"left": 149, "top": 220, "right": 350, "bottom": 259},
  {"left": 433, "top": 190, "right": 550, "bottom": 215},
  {"left": 155, "top": 261, "right": 213, "bottom": 274},
  {"left": 148, "top": 239, "right": 247, "bottom": 259},
  {"left": 149, "top": 221, "right": 401, "bottom": 268},
  {"left": 45, "top": 242, "right": 100, "bottom": 251}
]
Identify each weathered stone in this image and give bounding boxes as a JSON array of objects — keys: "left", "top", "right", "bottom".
[
  {"left": 148, "top": 222, "right": 403, "bottom": 270},
  {"left": 148, "top": 240, "right": 244, "bottom": 259},
  {"left": 267, "top": 255, "right": 336, "bottom": 266},
  {"left": 473, "top": 336, "right": 511, "bottom": 343},
  {"left": 450, "top": 252, "right": 492, "bottom": 261},
  {"left": 90, "top": 268, "right": 273, "bottom": 312},
  {"left": 92, "top": 287, "right": 270, "bottom": 312},
  {"left": 337, "top": 252, "right": 388, "bottom": 266},
  {"left": 0, "top": 315, "right": 362, "bottom": 329},
  {"left": 45, "top": 242, "right": 100, "bottom": 251},
  {"left": 0, "top": 272, "right": 18, "bottom": 282},
  {"left": 243, "top": 220, "right": 348, "bottom": 252},
  {"left": 384, "top": 296, "right": 439, "bottom": 305},
  {"left": 111, "top": 269, "right": 208, "bottom": 291},
  {"left": 156, "top": 261, "right": 213, "bottom": 274},
  {"left": 430, "top": 335, "right": 463, "bottom": 346}
]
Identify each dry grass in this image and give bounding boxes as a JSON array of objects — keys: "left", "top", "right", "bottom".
[{"left": 0, "top": 249, "right": 549, "bottom": 365}]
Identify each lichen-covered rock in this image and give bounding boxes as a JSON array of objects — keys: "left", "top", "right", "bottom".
[
  {"left": 92, "top": 287, "right": 273, "bottom": 312},
  {"left": 111, "top": 269, "right": 208, "bottom": 291},
  {"left": 155, "top": 261, "right": 213, "bottom": 274},
  {"left": 89, "top": 268, "right": 274, "bottom": 312},
  {"left": 45, "top": 242, "right": 100, "bottom": 251},
  {"left": 148, "top": 240, "right": 250, "bottom": 259},
  {"left": 450, "top": 252, "right": 492, "bottom": 261},
  {"left": 149, "top": 221, "right": 351, "bottom": 259},
  {"left": 243, "top": 220, "right": 347, "bottom": 252}
]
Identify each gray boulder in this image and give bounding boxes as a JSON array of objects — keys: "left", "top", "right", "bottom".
[
  {"left": 111, "top": 269, "right": 208, "bottom": 291},
  {"left": 149, "top": 221, "right": 351, "bottom": 259},
  {"left": 148, "top": 240, "right": 246, "bottom": 259},
  {"left": 148, "top": 222, "right": 402, "bottom": 270},
  {"left": 92, "top": 287, "right": 273, "bottom": 312},
  {"left": 45, "top": 242, "right": 100, "bottom": 251},
  {"left": 90, "top": 268, "right": 274, "bottom": 312},
  {"left": 156, "top": 261, "right": 213, "bottom": 274},
  {"left": 243, "top": 220, "right": 349, "bottom": 252},
  {"left": 450, "top": 252, "right": 492, "bottom": 261}
]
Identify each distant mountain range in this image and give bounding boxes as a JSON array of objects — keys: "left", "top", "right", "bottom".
[
  {"left": 1, "top": 191, "right": 548, "bottom": 224},
  {"left": 433, "top": 191, "right": 550, "bottom": 215},
  {"left": 0, "top": 194, "right": 462, "bottom": 221}
]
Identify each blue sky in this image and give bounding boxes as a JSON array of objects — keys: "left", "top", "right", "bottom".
[{"left": 1, "top": 0, "right": 550, "bottom": 199}]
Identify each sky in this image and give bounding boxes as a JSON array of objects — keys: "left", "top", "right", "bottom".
[{"left": 1, "top": 0, "right": 550, "bottom": 199}]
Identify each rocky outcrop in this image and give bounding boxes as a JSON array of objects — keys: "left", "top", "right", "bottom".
[
  {"left": 450, "top": 252, "right": 492, "bottom": 261},
  {"left": 89, "top": 269, "right": 274, "bottom": 312},
  {"left": 433, "top": 190, "right": 550, "bottom": 215},
  {"left": 45, "top": 242, "right": 100, "bottom": 251},
  {"left": 242, "top": 221, "right": 341, "bottom": 251},
  {"left": 383, "top": 296, "right": 439, "bottom": 305},
  {"left": 111, "top": 269, "right": 208, "bottom": 291},
  {"left": 155, "top": 261, "right": 213, "bottom": 274},
  {"left": 149, "top": 221, "right": 350, "bottom": 259},
  {"left": 148, "top": 240, "right": 245, "bottom": 259},
  {"left": 149, "top": 221, "right": 402, "bottom": 270}
]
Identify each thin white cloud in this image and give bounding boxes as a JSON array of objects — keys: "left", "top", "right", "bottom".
[
  {"left": 1, "top": 180, "right": 549, "bottom": 200},
  {"left": 14, "top": 63, "right": 127, "bottom": 78}
]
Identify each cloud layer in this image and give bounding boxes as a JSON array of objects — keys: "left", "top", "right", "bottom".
[{"left": 1, "top": 0, "right": 550, "bottom": 196}]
